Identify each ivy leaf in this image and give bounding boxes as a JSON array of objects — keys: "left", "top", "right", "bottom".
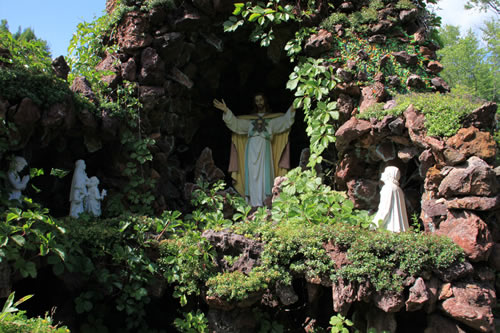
[
  {"left": 232, "top": 3, "right": 244, "bottom": 15},
  {"left": 286, "top": 78, "right": 299, "bottom": 90},
  {"left": 11, "top": 235, "right": 25, "bottom": 247},
  {"left": 248, "top": 13, "right": 261, "bottom": 22}
]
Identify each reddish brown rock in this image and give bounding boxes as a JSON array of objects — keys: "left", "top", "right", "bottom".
[
  {"left": 117, "top": 11, "right": 152, "bottom": 52},
  {"left": 439, "top": 283, "right": 453, "bottom": 300},
  {"left": 424, "top": 277, "right": 440, "bottom": 313},
  {"left": 304, "top": 29, "right": 333, "bottom": 57},
  {"left": 51, "top": 55, "right": 70, "bottom": 80},
  {"left": 121, "top": 57, "right": 137, "bottom": 82},
  {"left": 406, "top": 74, "right": 426, "bottom": 89},
  {"left": 194, "top": 147, "right": 225, "bottom": 184},
  {"left": 368, "top": 34, "right": 387, "bottom": 44},
  {"left": 436, "top": 210, "right": 493, "bottom": 262},
  {"left": 431, "top": 77, "right": 450, "bottom": 93},
  {"left": 440, "top": 282, "right": 496, "bottom": 332},
  {"left": 174, "top": 8, "right": 208, "bottom": 31},
  {"left": 71, "top": 76, "right": 96, "bottom": 101},
  {"left": 202, "top": 230, "right": 263, "bottom": 275},
  {"left": 276, "top": 283, "right": 298, "bottom": 306},
  {"left": 420, "top": 46, "right": 436, "bottom": 59},
  {"left": 168, "top": 67, "right": 194, "bottom": 89},
  {"left": 420, "top": 197, "right": 447, "bottom": 232},
  {"left": 419, "top": 149, "right": 436, "bottom": 180},
  {"left": 406, "top": 277, "right": 430, "bottom": 311},
  {"left": 335, "top": 117, "right": 372, "bottom": 153},
  {"left": 346, "top": 178, "right": 379, "bottom": 210},
  {"left": 445, "top": 195, "right": 500, "bottom": 211},
  {"left": 426, "top": 61, "right": 443, "bottom": 74},
  {"left": 404, "top": 104, "right": 428, "bottom": 148},
  {"left": 442, "top": 147, "right": 466, "bottom": 165},
  {"left": 424, "top": 314, "right": 467, "bottom": 333},
  {"left": 370, "top": 20, "right": 393, "bottom": 34},
  {"left": 487, "top": 243, "right": 500, "bottom": 271},
  {"left": 462, "top": 102, "right": 497, "bottom": 130},
  {"left": 434, "top": 260, "right": 473, "bottom": 283},
  {"left": 337, "top": 93, "right": 354, "bottom": 123},
  {"left": 438, "top": 157, "right": 498, "bottom": 198},
  {"left": 446, "top": 127, "right": 496, "bottom": 163},
  {"left": 374, "top": 142, "right": 396, "bottom": 161},
  {"left": 392, "top": 51, "right": 418, "bottom": 66},
  {"left": 398, "top": 146, "right": 419, "bottom": 163},
  {"left": 12, "top": 97, "right": 41, "bottom": 128},
  {"left": 77, "top": 108, "right": 98, "bottom": 129},
  {"left": 138, "top": 47, "right": 165, "bottom": 86},
  {"left": 373, "top": 290, "right": 405, "bottom": 312},
  {"left": 332, "top": 278, "right": 356, "bottom": 315},
  {"left": 359, "top": 82, "right": 387, "bottom": 113},
  {"left": 399, "top": 8, "right": 418, "bottom": 22},
  {"left": 96, "top": 52, "right": 120, "bottom": 88}
]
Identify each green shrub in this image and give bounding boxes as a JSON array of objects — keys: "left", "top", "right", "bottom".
[
  {"left": 206, "top": 270, "right": 271, "bottom": 302},
  {"left": 0, "top": 293, "right": 70, "bottom": 333},
  {"left": 358, "top": 93, "right": 483, "bottom": 137},
  {"left": 395, "top": 0, "right": 417, "bottom": 10},
  {"left": 320, "top": 13, "right": 349, "bottom": 30}
]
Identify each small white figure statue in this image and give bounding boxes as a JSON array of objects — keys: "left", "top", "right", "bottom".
[
  {"left": 7, "top": 156, "right": 29, "bottom": 202},
  {"left": 85, "top": 176, "right": 106, "bottom": 217},
  {"left": 69, "top": 160, "right": 89, "bottom": 218},
  {"left": 372, "top": 166, "right": 410, "bottom": 232}
]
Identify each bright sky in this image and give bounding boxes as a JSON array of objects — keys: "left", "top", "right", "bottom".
[
  {"left": 0, "top": 0, "right": 106, "bottom": 58},
  {"left": 0, "top": 0, "right": 497, "bottom": 59},
  {"left": 434, "top": 0, "right": 497, "bottom": 36}
]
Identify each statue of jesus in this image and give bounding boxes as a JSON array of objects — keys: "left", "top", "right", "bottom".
[{"left": 213, "top": 93, "right": 296, "bottom": 207}]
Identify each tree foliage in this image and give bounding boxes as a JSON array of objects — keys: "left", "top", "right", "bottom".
[
  {"left": 437, "top": 23, "right": 499, "bottom": 102},
  {"left": 465, "top": 0, "right": 500, "bottom": 14},
  {"left": 0, "top": 19, "right": 52, "bottom": 71}
]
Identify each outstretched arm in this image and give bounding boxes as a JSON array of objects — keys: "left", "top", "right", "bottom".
[{"left": 213, "top": 99, "right": 229, "bottom": 113}]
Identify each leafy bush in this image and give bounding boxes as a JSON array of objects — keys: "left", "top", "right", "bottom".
[
  {"left": 0, "top": 203, "right": 65, "bottom": 279},
  {"left": 0, "top": 67, "right": 72, "bottom": 108},
  {"left": 0, "top": 293, "right": 70, "bottom": 333},
  {"left": 320, "top": 13, "right": 349, "bottom": 30},
  {"left": 206, "top": 270, "right": 271, "bottom": 301},
  {"left": 174, "top": 310, "right": 208, "bottom": 333},
  {"left": 358, "top": 92, "right": 483, "bottom": 136},
  {"left": 333, "top": 229, "right": 464, "bottom": 291},
  {"left": 0, "top": 24, "right": 52, "bottom": 72}
]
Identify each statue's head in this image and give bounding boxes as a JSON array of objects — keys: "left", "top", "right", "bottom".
[
  {"left": 75, "top": 159, "right": 86, "bottom": 170},
  {"left": 252, "top": 93, "right": 271, "bottom": 113},
  {"left": 11, "top": 156, "right": 27, "bottom": 172},
  {"left": 88, "top": 176, "right": 99, "bottom": 186},
  {"left": 381, "top": 166, "right": 400, "bottom": 185}
]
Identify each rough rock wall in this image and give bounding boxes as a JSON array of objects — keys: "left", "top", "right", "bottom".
[{"left": 333, "top": 102, "right": 498, "bottom": 332}]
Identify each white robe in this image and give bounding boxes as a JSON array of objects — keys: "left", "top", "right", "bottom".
[
  {"left": 223, "top": 107, "right": 295, "bottom": 206},
  {"left": 372, "top": 166, "right": 409, "bottom": 232}
]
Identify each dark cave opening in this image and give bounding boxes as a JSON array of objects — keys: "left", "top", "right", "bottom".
[{"left": 189, "top": 35, "right": 309, "bottom": 189}]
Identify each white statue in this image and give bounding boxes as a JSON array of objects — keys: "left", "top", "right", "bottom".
[
  {"left": 69, "top": 160, "right": 89, "bottom": 218},
  {"left": 7, "top": 156, "right": 29, "bottom": 202},
  {"left": 85, "top": 176, "right": 106, "bottom": 217},
  {"left": 213, "top": 94, "right": 296, "bottom": 207},
  {"left": 372, "top": 166, "right": 410, "bottom": 232}
]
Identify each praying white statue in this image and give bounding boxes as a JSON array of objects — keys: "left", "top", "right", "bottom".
[
  {"left": 372, "top": 166, "right": 410, "bottom": 232},
  {"left": 69, "top": 160, "right": 89, "bottom": 218},
  {"left": 213, "top": 94, "right": 296, "bottom": 207},
  {"left": 7, "top": 156, "right": 29, "bottom": 202},
  {"left": 85, "top": 176, "right": 106, "bottom": 217}
]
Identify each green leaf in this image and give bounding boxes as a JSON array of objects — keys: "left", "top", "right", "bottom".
[
  {"left": 248, "top": 13, "right": 261, "bottom": 22},
  {"left": 10, "top": 235, "right": 25, "bottom": 247},
  {"left": 286, "top": 78, "right": 299, "bottom": 91}
]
